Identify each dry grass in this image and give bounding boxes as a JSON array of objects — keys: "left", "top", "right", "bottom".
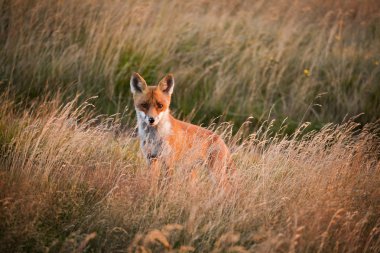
[
  {"left": 1, "top": 0, "right": 380, "bottom": 125},
  {"left": 0, "top": 93, "right": 379, "bottom": 252},
  {"left": 1, "top": 0, "right": 380, "bottom": 252}
]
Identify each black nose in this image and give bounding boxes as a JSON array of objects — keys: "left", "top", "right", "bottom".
[{"left": 148, "top": 117, "right": 155, "bottom": 124}]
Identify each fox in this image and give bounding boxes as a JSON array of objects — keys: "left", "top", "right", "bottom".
[{"left": 130, "top": 72, "right": 234, "bottom": 183}]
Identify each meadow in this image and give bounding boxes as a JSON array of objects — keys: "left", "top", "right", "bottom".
[{"left": 0, "top": 0, "right": 379, "bottom": 252}]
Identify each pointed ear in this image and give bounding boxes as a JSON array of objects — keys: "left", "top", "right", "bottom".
[
  {"left": 130, "top": 72, "right": 147, "bottom": 94},
  {"left": 158, "top": 74, "right": 175, "bottom": 95}
]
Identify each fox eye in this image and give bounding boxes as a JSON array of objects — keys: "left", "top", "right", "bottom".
[
  {"left": 157, "top": 103, "right": 163, "bottom": 109},
  {"left": 141, "top": 103, "right": 149, "bottom": 109}
]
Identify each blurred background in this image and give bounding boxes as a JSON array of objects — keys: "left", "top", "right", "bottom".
[{"left": 1, "top": 0, "right": 379, "bottom": 132}]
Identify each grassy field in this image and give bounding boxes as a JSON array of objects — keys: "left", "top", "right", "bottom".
[
  {"left": 1, "top": 0, "right": 380, "bottom": 128},
  {"left": 1, "top": 89, "right": 379, "bottom": 252},
  {"left": 1, "top": 0, "right": 380, "bottom": 252}
]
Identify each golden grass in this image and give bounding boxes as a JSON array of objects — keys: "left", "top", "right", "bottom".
[
  {"left": 0, "top": 93, "right": 379, "bottom": 252},
  {"left": 1, "top": 0, "right": 379, "bottom": 124},
  {"left": 1, "top": 0, "right": 380, "bottom": 251}
]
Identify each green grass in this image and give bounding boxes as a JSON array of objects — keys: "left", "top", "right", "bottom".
[{"left": 1, "top": 0, "right": 380, "bottom": 131}]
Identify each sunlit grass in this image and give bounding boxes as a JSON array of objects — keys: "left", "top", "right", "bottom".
[
  {"left": 1, "top": 0, "right": 380, "bottom": 252},
  {"left": 0, "top": 93, "right": 379, "bottom": 252}
]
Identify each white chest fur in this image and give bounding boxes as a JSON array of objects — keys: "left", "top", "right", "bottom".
[{"left": 136, "top": 110, "right": 172, "bottom": 163}]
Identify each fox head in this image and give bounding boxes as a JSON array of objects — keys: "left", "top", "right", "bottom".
[{"left": 130, "top": 72, "right": 174, "bottom": 126}]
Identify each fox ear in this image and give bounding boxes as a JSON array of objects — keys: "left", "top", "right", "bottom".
[
  {"left": 158, "top": 74, "right": 175, "bottom": 95},
  {"left": 130, "top": 72, "right": 147, "bottom": 94}
]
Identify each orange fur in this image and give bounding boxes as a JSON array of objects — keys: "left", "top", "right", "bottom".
[{"left": 130, "top": 72, "right": 234, "bottom": 183}]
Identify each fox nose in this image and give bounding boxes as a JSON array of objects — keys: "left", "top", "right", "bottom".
[{"left": 148, "top": 117, "right": 155, "bottom": 124}]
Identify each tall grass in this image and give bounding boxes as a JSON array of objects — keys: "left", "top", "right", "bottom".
[
  {"left": 0, "top": 93, "right": 379, "bottom": 252},
  {"left": 1, "top": 0, "right": 380, "bottom": 127},
  {"left": 1, "top": 0, "right": 380, "bottom": 251}
]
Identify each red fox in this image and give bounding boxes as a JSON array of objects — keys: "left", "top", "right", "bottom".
[{"left": 130, "top": 72, "right": 234, "bottom": 183}]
